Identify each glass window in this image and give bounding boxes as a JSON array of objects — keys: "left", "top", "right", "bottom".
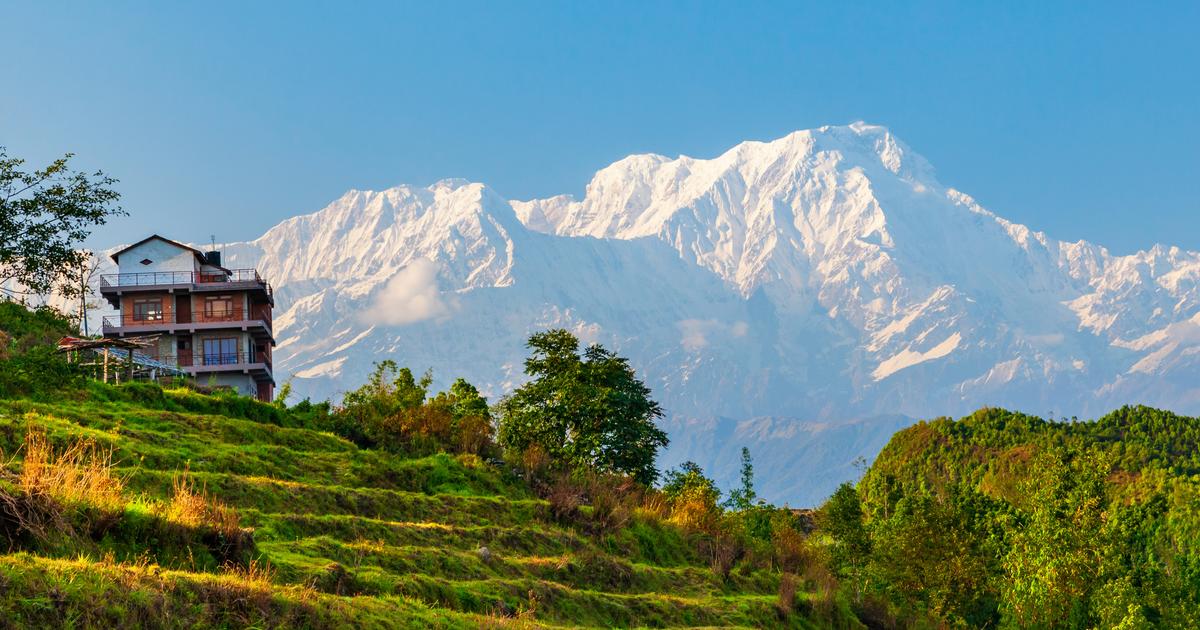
[
  {"left": 202, "top": 337, "right": 239, "bottom": 365},
  {"left": 131, "top": 298, "right": 163, "bottom": 321},
  {"left": 205, "top": 296, "right": 236, "bottom": 319}
]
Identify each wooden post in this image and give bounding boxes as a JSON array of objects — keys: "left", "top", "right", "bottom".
[
  {"left": 126, "top": 348, "right": 134, "bottom": 381},
  {"left": 103, "top": 348, "right": 110, "bottom": 383}
]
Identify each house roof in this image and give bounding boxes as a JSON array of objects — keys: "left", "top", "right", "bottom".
[
  {"left": 110, "top": 234, "right": 231, "bottom": 272},
  {"left": 110, "top": 234, "right": 207, "bottom": 264}
]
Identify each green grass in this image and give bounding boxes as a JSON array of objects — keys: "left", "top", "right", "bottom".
[{"left": 0, "top": 383, "right": 845, "bottom": 629}]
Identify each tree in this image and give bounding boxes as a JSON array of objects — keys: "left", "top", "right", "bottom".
[
  {"left": 662, "top": 461, "right": 721, "bottom": 503},
  {"left": 498, "top": 329, "right": 669, "bottom": 485},
  {"left": 1, "top": 149, "right": 123, "bottom": 299},
  {"left": 868, "top": 488, "right": 1005, "bottom": 626},
  {"left": 63, "top": 250, "right": 103, "bottom": 335},
  {"left": 725, "top": 447, "right": 758, "bottom": 511},
  {"left": 1001, "top": 449, "right": 1112, "bottom": 628},
  {"left": 821, "top": 483, "right": 872, "bottom": 601}
]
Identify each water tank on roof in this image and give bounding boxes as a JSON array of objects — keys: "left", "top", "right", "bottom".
[{"left": 205, "top": 251, "right": 221, "bottom": 267}]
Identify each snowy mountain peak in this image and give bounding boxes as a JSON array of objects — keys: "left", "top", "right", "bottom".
[{"left": 205, "top": 123, "right": 1200, "bottom": 504}]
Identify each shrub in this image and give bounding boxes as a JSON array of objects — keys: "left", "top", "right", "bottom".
[
  {"left": 0, "top": 345, "right": 81, "bottom": 397},
  {"left": 771, "top": 517, "right": 811, "bottom": 573},
  {"left": 662, "top": 461, "right": 723, "bottom": 533},
  {"left": 777, "top": 572, "right": 798, "bottom": 617},
  {"left": 516, "top": 445, "right": 551, "bottom": 485},
  {"left": 331, "top": 362, "right": 496, "bottom": 457},
  {"left": 457, "top": 413, "right": 493, "bottom": 455},
  {"left": 546, "top": 475, "right": 583, "bottom": 522}
]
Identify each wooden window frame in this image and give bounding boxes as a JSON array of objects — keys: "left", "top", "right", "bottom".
[
  {"left": 202, "top": 336, "right": 240, "bottom": 365},
  {"left": 204, "top": 295, "right": 236, "bottom": 320},
  {"left": 131, "top": 297, "right": 164, "bottom": 322}
]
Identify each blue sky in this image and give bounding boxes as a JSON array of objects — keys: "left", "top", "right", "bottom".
[{"left": 3, "top": 2, "right": 1197, "bottom": 253}]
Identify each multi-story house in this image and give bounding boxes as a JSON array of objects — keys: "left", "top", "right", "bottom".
[{"left": 99, "top": 234, "right": 275, "bottom": 401}]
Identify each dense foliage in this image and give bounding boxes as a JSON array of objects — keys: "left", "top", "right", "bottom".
[
  {"left": 328, "top": 360, "right": 494, "bottom": 457},
  {"left": 498, "top": 329, "right": 669, "bottom": 485},
  {"left": 0, "top": 148, "right": 123, "bottom": 298},
  {"left": 827, "top": 406, "right": 1200, "bottom": 628},
  {"left": 0, "top": 302, "right": 80, "bottom": 397}
]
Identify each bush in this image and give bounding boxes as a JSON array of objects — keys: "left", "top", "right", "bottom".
[
  {"left": 330, "top": 362, "right": 496, "bottom": 457},
  {"left": 777, "top": 572, "right": 798, "bottom": 617},
  {"left": 0, "top": 345, "right": 81, "bottom": 398},
  {"left": 0, "top": 302, "right": 75, "bottom": 350}
]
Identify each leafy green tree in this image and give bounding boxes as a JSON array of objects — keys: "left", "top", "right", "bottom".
[
  {"left": 868, "top": 488, "right": 1005, "bottom": 626},
  {"left": 822, "top": 483, "right": 872, "bottom": 601},
  {"left": 428, "top": 377, "right": 495, "bottom": 455},
  {"left": 447, "top": 377, "right": 489, "bottom": 420},
  {"left": 662, "top": 461, "right": 721, "bottom": 504},
  {"left": 1001, "top": 449, "right": 1111, "bottom": 628},
  {"left": 1, "top": 148, "right": 123, "bottom": 299},
  {"left": 498, "top": 329, "right": 669, "bottom": 485}
]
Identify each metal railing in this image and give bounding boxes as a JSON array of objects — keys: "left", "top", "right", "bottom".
[
  {"left": 141, "top": 351, "right": 272, "bottom": 370},
  {"left": 101, "top": 306, "right": 272, "bottom": 331},
  {"left": 99, "top": 269, "right": 271, "bottom": 295}
]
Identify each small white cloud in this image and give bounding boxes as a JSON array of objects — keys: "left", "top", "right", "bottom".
[
  {"left": 1026, "top": 333, "right": 1065, "bottom": 347},
  {"left": 678, "top": 319, "right": 750, "bottom": 351},
  {"left": 679, "top": 319, "right": 711, "bottom": 351},
  {"left": 360, "top": 259, "right": 453, "bottom": 326}
]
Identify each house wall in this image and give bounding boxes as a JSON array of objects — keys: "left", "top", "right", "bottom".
[
  {"left": 206, "top": 373, "right": 259, "bottom": 398},
  {"left": 156, "top": 335, "right": 176, "bottom": 360},
  {"left": 117, "top": 240, "right": 198, "bottom": 275}
]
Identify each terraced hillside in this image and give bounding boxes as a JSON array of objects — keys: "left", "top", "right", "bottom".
[{"left": 0, "top": 383, "right": 846, "bottom": 628}]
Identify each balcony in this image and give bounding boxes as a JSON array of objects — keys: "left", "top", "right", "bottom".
[
  {"left": 145, "top": 351, "right": 273, "bottom": 379},
  {"left": 99, "top": 269, "right": 273, "bottom": 305},
  {"left": 101, "top": 306, "right": 273, "bottom": 339}
]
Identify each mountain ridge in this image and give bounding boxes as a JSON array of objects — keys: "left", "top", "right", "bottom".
[{"left": 138, "top": 122, "right": 1200, "bottom": 503}]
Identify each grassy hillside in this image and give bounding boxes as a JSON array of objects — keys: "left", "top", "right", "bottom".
[
  {"left": 0, "top": 380, "right": 854, "bottom": 628},
  {"left": 7, "top": 300, "right": 1198, "bottom": 628}
]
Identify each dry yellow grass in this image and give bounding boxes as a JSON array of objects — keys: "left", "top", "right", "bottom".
[
  {"left": 222, "top": 557, "right": 277, "bottom": 587},
  {"left": 17, "top": 429, "right": 126, "bottom": 512},
  {"left": 165, "top": 468, "right": 240, "bottom": 538}
]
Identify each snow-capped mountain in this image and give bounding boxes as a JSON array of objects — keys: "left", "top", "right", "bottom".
[{"left": 205, "top": 122, "right": 1200, "bottom": 505}]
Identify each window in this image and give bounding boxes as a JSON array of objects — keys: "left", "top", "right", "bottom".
[
  {"left": 204, "top": 296, "right": 236, "bottom": 320},
  {"left": 140, "top": 258, "right": 153, "bottom": 265},
  {"left": 131, "top": 298, "right": 164, "bottom": 322},
  {"left": 202, "top": 337, "right": 239, "bottom": 365}
]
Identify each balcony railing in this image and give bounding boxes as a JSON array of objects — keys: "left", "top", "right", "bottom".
[
  {"left": 102, "top": 306, "right": 273, "bottom": 332},
  {"left": 144, "top": 351, "right": 272, "bottom": 371},
  {"left": 99, "top": 269, "right": 271, "bottom": 296}
]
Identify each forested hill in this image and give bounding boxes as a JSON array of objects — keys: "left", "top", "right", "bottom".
[
  {"left": 869, "top": 406, "right": 1200, "bottom": 494},
  {"left": 830, "top": 406, "right": 1200, "bottom": 627}
]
